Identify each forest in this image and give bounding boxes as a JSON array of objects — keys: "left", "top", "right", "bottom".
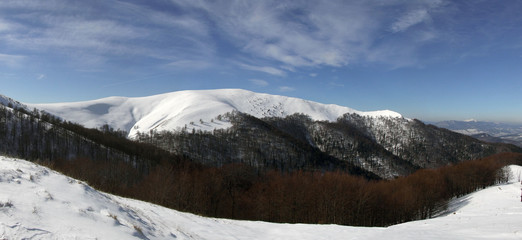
[
  {"left": 136, "top": 111, "right": 520, "bottom": 178},
  {"left": 1, "top": 104, "right": 522, "bottom": 226},
  {"left": 52, "top": 151, "right": 522, "bottom": 227}
]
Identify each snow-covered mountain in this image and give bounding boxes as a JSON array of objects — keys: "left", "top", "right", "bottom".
[
  {"left": 26, "top": 89, "right": 402, "bottom": 138},
  {"left": 19, "top": 90, "right": 518, "bottom": 178},
  {"left": 1, "top": 155, "right": 522, "bottom": 239}
]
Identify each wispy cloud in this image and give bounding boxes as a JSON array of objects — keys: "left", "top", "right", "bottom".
[
  {"left": 0, "top": 18, "right": 12, "bottom": 32},
  {"left": 278, "top": 86, "right": 295, "bottom": 92},
  {"left": 166, "top": 60, "right": 213, "bottom": 70},
  {"left": 0, "top": 0, "right": 477, "bottom": 75},
  {"left": 0, "top": 53, "right": 25, "bottom": 67},
  {"left": 0, "top": 0, "right": 213, "bottom": 69},
  {"left": 249, "top": 79, "right": 269, "bottom": 87},
  {"left": 239, "top": 63, "right": 286, "bottom": 76},
  {"left": 391, "top": 9, "right": 430, "bottom": 33},
  {"left": 210, "top": 1, "right": 360, "bottom": 68},
  {"left": 198, "top": 0, "right": 449, "bottom": 71}
]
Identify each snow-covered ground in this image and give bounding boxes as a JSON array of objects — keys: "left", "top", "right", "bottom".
[
  {"left": 26, "top": 89, "right": 402, "bottom": 138},
  {"left": 1, "top": 155, "right": 522, "bottom": 239}
]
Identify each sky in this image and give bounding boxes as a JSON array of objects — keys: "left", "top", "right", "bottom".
[{"left": 1, "top": 0, "right": 521, "bottom": 123}]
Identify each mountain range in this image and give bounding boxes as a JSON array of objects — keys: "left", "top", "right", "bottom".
[
  {"left": 432, "top": 120, "right": 522, "bottom": 147},
  {"left": 1, "top": 89, "right": 515, "bottom": 179}
]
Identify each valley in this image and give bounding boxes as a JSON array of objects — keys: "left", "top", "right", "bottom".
[{"left": 0, "top": 90, "right": 521, "bottom": 236}]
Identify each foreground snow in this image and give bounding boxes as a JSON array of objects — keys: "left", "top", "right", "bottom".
[
  {"left": 1, "top": 156, "right": 522, "bottom": 239},
  {"left": 26, "top": 89, "right": 402, "bottom": 138}
]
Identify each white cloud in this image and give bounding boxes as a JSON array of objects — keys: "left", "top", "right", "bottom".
[
  {"left": 278, "top": 86, "right": 295, "bottom": 92},
  {"left": 37, "top": 74, "right": 46, "bottom": 80},
  {"left": 0, "top": 0, "right": 214, "bottom": 69},
  {"left": 1, "top": 11, "right": 140, "bottom": 64},
  {"left": 239, "top": 63, "right": 286, "bottom": 76},
  {"left": 365, "top": 43, "right": 419, "bottom": 69},
  {"left": 206, "top": 0, "right": 451, "bottom": 69},
  {"left": 0, "top": 53, "right": 25, "bottom": 67},
  {"left": 36, "top": 18, "right": 139, "bottom": 51},
  {"left": 391, "top": 9, "right": 430, "bottom": 33},
  {"left": 166, "top": 59, "right": 213, "bottom": 70},
  {"left": 0, "top": 19, "right": 11, "bottom": 32},
  {"left": 214, "top": 1, "right": 360, "bottom": 68},
  {"left": 0, "top": 0, "right": 451, "bottom": 72},
  {"left": 249, "top": 79, "right": 269, "bottom": 87},
  {"left": 309, "top": 73, "right": 318, "bottom": 77}
]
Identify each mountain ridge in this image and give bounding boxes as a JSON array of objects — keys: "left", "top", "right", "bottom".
[{"left": 25, "top": 89, "right": 403, "bottom": 138}]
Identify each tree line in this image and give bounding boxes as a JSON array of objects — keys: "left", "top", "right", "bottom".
[
  {"left": 136, "top": 112, "right": 379, "bottom": 178},
  {"left": 51, "top": 151, "right": 522, "bottom": 227},
  {"left": 0, "top": 104, "right": 187, "bottom": 177}
]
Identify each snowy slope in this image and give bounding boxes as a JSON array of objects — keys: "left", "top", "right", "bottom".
[
  {"left": 2, "top": 156, "right": 522, "bottom": 239},
  {"left": 26, "top": 89, "right": 402, "bottom": 138},
  {"left": 0, "top": 94, "right": 26, "bottom": 110}
]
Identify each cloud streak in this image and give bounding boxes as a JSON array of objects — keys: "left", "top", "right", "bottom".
[
  {"left": 278, "top": 86, "right": 295, "bottom": 92},
  {"left": 0, "top": 53, "right": 25, "bottom": 67},
  {"left": 193, "top": 0, "right": 449, "bottom": 72},
  {"left": 239, "top": 63, "right": 286, "bottom": 76},
  {"left": 209, "top": 1, "right": 363, "bottom": 68},
  {"left": 0, "top": 0, "right": 495, "bottom": 76},
  {"left": 249, "top": 79, "right": 269, "bottom": 87},
  {"left": 391, "top": 9, "right": 430, "bottom": 33},
  {"left": 0, "top": 0, "right": 213, "bottom": 69},
  {"left": 166, "top": 60, "right": 213, "bottom": 70}
]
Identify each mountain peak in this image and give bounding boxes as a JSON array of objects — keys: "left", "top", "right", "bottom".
[{"left": 464, "top": 119, "right": 478, "bottom": 122}]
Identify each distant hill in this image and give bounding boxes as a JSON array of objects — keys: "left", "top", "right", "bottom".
[{"left": 432, "top": 120, "right": 522, "bottom": 147}]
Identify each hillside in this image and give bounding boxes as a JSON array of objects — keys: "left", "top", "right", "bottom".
[
  {"left": 137, "top": 111, "right": 519, "bottom": 178},
  {"left": 1, "top": 155, "right": 522, "bottom": 239},
  {"left": 12, "top": 90, "right": 520, "bottom": 178}
]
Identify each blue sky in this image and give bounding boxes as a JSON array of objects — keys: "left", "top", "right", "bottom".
[{"left": 1, "top": 0, "right": 521, "bottom": 123}]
